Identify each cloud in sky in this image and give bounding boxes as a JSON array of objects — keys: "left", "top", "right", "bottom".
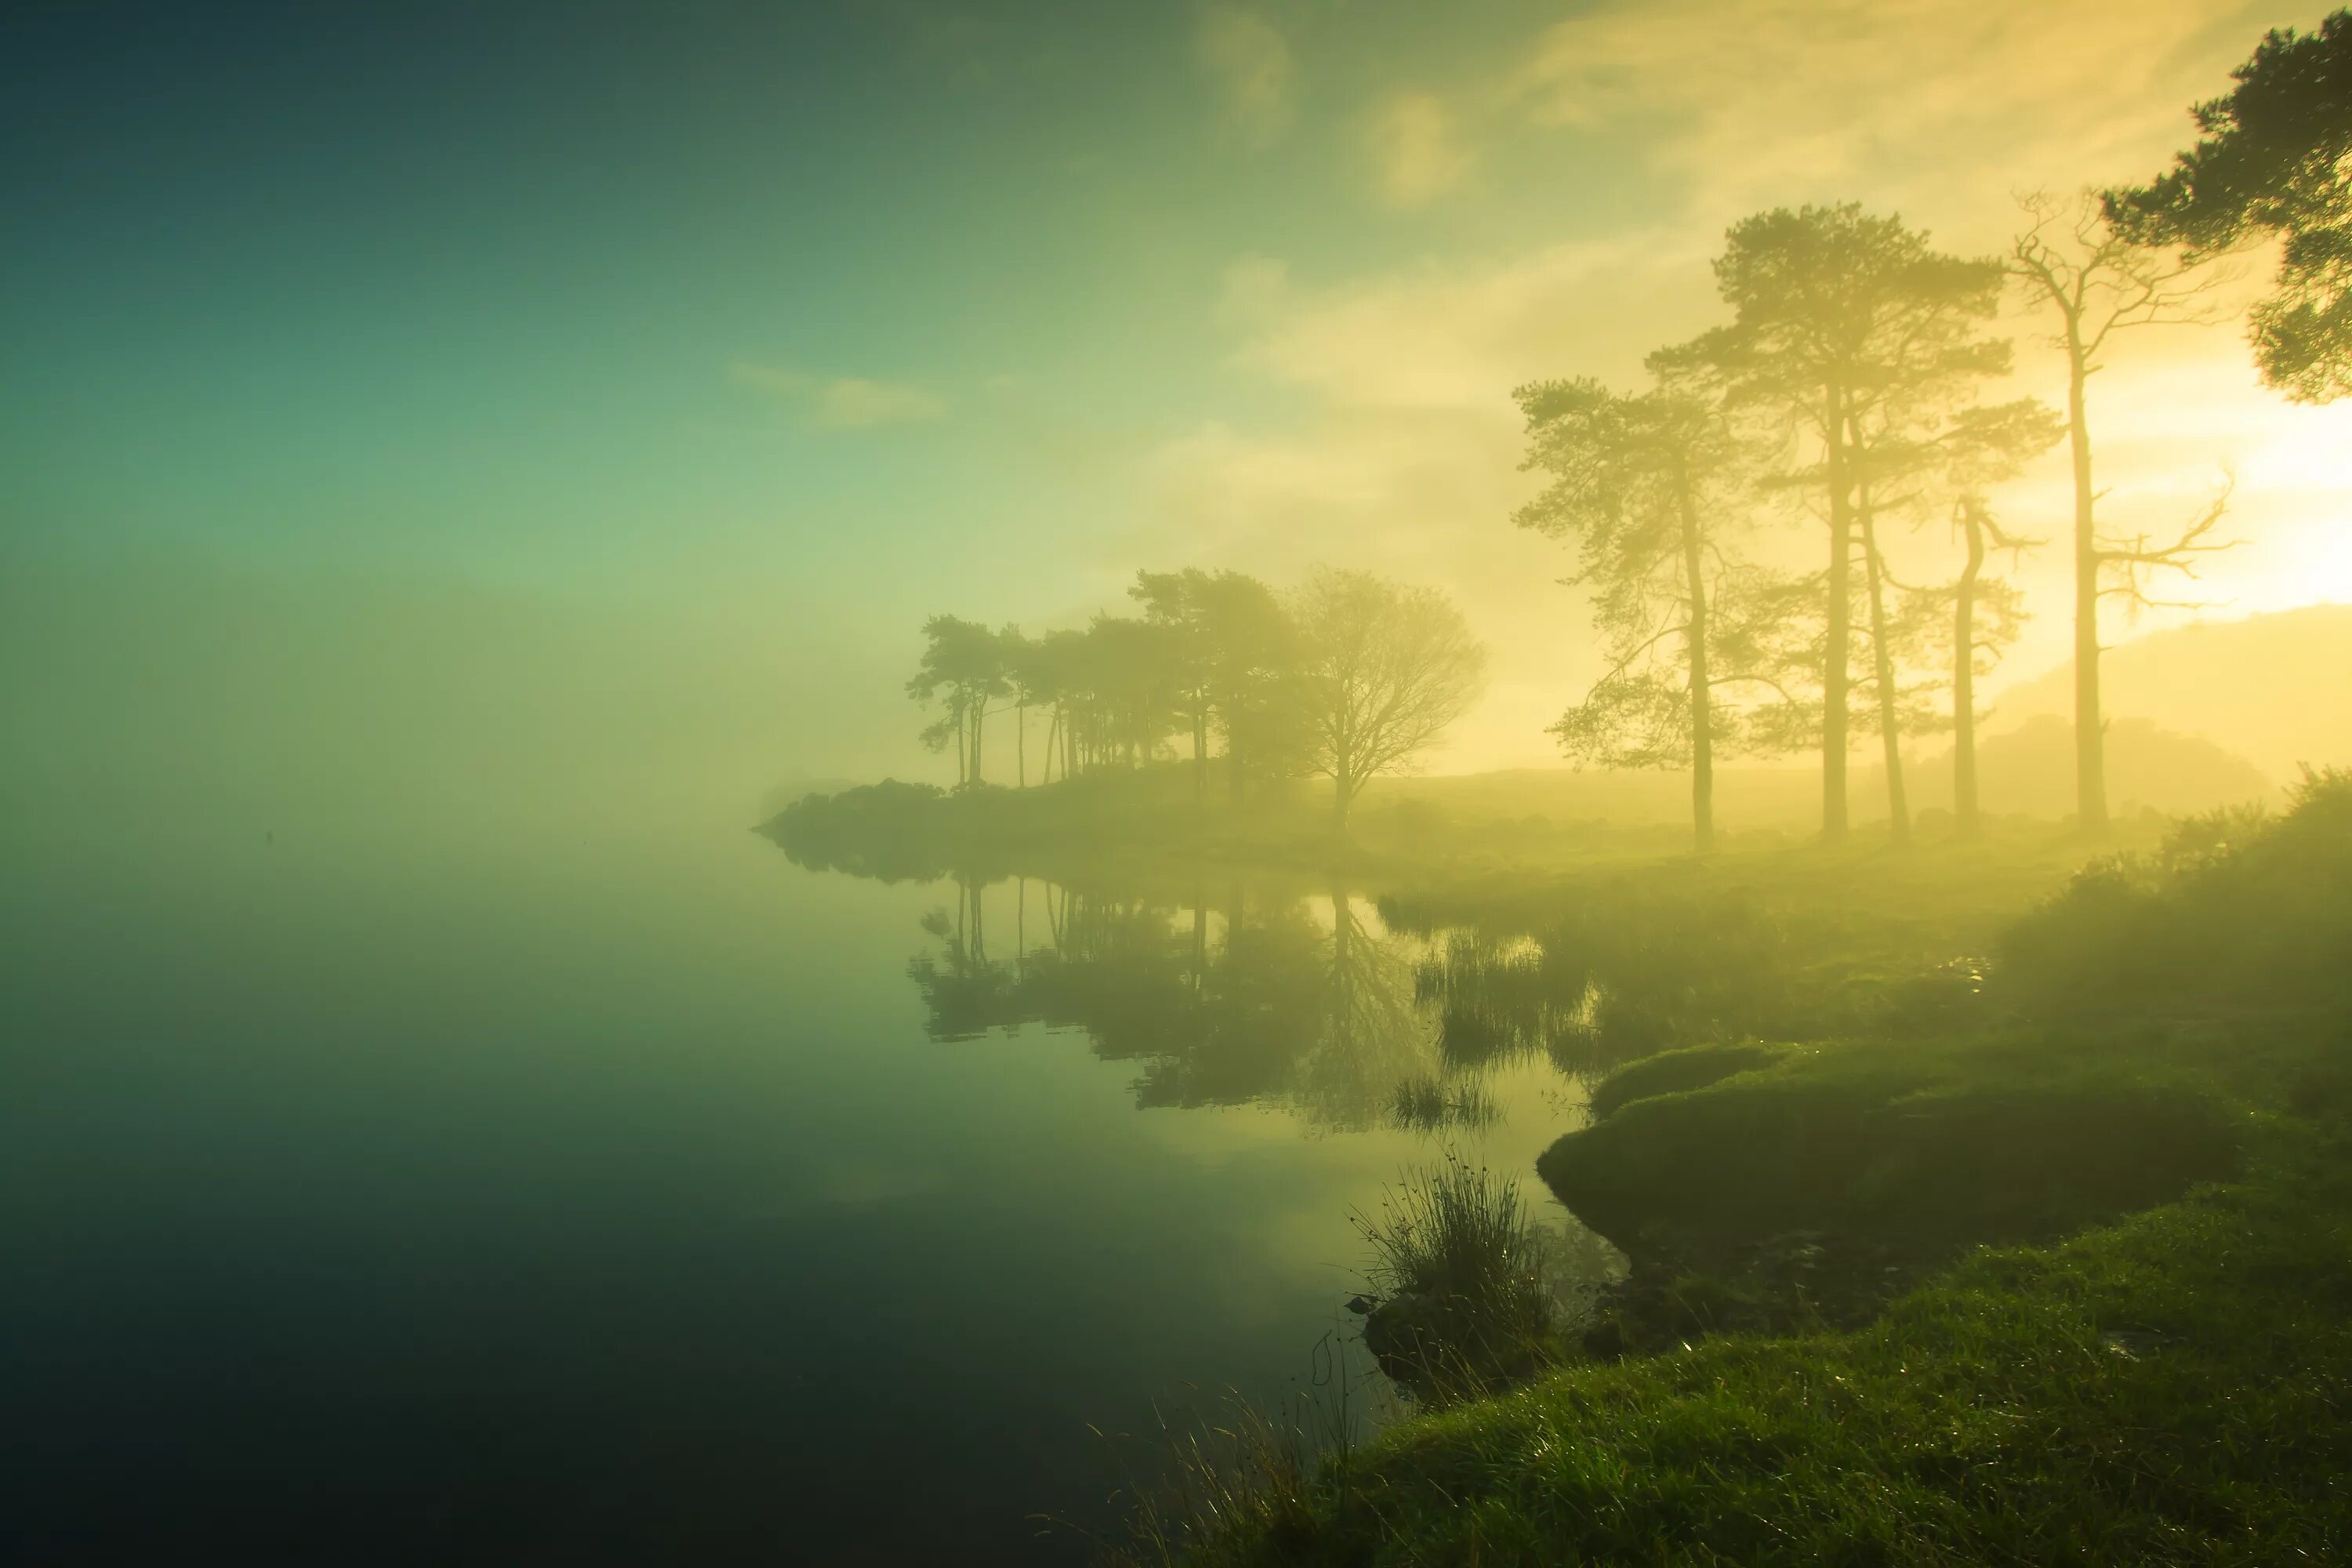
[
  {"left": 1508, "top": 0, "right": 2262, "bottom": 232},
  {"left": 1196, "top": 6, "right": 1295, "bottom": 147},
  {"left": 1367, "top": 91, "right": 1473, "bottom": 207},
  {"left": 733, "top": 363, "right": 949, "bottom": 429}
]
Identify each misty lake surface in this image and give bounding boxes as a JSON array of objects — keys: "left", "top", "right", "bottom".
[{"left": 3, "top": 808, "right": 1606, "bottom": 1564}]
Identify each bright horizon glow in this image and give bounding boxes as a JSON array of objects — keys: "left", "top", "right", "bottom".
[{"left": 4, "top": 0, "right": 2347, "bottom": 793}]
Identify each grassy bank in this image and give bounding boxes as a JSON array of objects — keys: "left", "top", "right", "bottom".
[
  {"left": 1160, "top": 1133, "right": 2352, "bottom": 1564},
  {"left": 1116, "top": 775, "right": 2352, "bottom": 1565}
]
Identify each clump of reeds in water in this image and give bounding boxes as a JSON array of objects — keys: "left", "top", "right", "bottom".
[
  {"left": 1414, "top": 932, "right": 1563, "bottom": 1072},
  {"left": 1388, "top": 1073, "right": 1500, "bottom": 1134},
  {"left": 1352, "top": 1149, "right": 1559, "bottom": 1403}
]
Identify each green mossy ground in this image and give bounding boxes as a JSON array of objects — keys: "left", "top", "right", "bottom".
[
  {"left": 1179, "top": 1137, "right": 2352, "bottom": 1564},
  {"left": 1119, "top": 778, "right": 2352, "bottom": 1565},
  {"left": 1583, "top": 1042, "right": 1794, "bottom": 1122}
]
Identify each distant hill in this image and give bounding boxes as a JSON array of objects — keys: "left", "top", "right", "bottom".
[
  {"left": 1985, "top": 604, "right": 2352, "bottom": 779},
  {"left": 1905, "top": 716, "right": 2276, "bottom": 819}
]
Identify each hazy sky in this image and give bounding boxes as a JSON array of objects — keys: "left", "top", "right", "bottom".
[{"left": 8, "top": 0, "right": 2350, "bottom": 794}]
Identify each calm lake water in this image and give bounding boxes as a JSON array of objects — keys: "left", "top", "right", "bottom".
[{"left": 3, "top": 810, "right": 1606, "bottom": 1563}]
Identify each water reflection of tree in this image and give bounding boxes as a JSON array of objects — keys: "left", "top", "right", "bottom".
[
  {"left": 902, "top": 873, "right": 1447, "bottom": 1129},
  {"left": 1391, "top": 887, "right": 1792, "bottom": 1076},
  {"left": 1291, "top": 891, "right": 1431, "bottom": 1129},
  {"left": 905, "top": 876, "right": 1018, "bottom": 1040}
]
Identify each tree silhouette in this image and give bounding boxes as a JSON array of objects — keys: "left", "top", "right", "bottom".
[
  {"left": 1924, "top": 401, "right": 2063, "bottom": 835},
  {"left": 1083, "top": 613, "right": 1182, "bottom": 770},
  {"left": 998, "top": 626, "right": 1038, "bottom": 787},
  {"left": 1287, "top": 569, "right": 1487, "bottom": 830},
  {"left": 1512, "top": 367, "right": 1795, "bottom": 852},
  {"left": 2009, "top": 191, "right": 2232, "bottom": 833},
  {"left": 1127, "top": 568, "right": 1301, "bottom": 804},
  {"left": 1676, "top": 205, "right": 2005, "bottom": 840},
  {"left": 1130, "top": 570, "right": 1221, "bottom": 803},
  {"left": 1193, "top": 571, "right": 1301, "bottom": 806},
  {"left": 2107, "top": 11, "right": 2352, "bottom": 401},
  {"left": 906, "top": 615, "right": 1011, "bottom": 788}
]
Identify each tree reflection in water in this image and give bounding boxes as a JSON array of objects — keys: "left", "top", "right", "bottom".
[{"left": 905, "top": 873, "right": 1501, "bottom": 1132}]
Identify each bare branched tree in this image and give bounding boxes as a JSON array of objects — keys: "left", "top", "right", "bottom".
[
  {"left": 1287, "top": 569, "right": 1489, "bottom": 830},
  {"left": 2008, "top": 189, "right": 2233, "bottom": 833},
  {"left": 2099, "top": 476, "right": 2240, "bottom": 619}
]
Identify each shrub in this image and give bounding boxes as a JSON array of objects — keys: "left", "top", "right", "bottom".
[{"left": 1998, "top": 768, "right": 2352, "bottom": 1013}]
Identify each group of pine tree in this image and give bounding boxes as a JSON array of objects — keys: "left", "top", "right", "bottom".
[
  {"left": 905, "top": 566, "right": 1489, "bottom": 829},
  {"left": 908, "top": 13, "right": 2352, "bottom": 851}
]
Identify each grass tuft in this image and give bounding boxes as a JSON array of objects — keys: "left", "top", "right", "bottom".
[{"left": 1352, "top": 1151, "right": 1563, "bottom": 1403}]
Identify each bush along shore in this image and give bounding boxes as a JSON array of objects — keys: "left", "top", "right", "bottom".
[{"left": 1111, "top": 772, "right": 2352, "bottom": 1565}]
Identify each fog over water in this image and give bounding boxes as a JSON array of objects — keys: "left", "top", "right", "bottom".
[
  {"left": 2, "top": 647, "right": 1601, "bottom": 1559},
  {"left": 13, "top": 3, "right": 2352, "bottom": 1561}
]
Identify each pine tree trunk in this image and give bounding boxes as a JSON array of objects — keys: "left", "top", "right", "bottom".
[
  {"left": 1676, "top": 471, "right": 1715, "bottom": 855},
  {"left": 1954, "top": 504, "right": 1984, "bottom": 838},
  {"left": 1853, "top": 465, "right": 1909, "bottom": 846},
  {"left": 1821, "top": 385, "right": 1853, "bottom": 840},
  {"left": 2067, "top": 355, "right": 2109, "bottom": 835}
]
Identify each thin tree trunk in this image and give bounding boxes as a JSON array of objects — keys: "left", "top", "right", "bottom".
[
  {"left": 1822, "top": 385, "right": 1853, "bottom": 840},
  {"left": 1675, "top": 470, "right": 1715, "bottom": 855},
  {"left": 1849, "top": 426, "right": 1908, "bottom": 846},
  {"left": 1860, "top": 511, "right": 1910, "bottom": 844},
  {"left": 1016, "top": 704, "right": 1025, "bottom": 788},
  {"left": 2067, "top": 352, "right": 2109, "bottom": 835},
  {"left": 1954, "top": 502, "right": 1984, "bottom": 838}
]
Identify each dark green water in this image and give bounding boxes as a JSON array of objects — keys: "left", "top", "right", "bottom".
[{"left": 3, "top": 811, "right": 1600, "bottom": 1563}]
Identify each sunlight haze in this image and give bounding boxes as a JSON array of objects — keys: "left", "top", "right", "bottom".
[{"left": 11, "top": 1, "right": 2348, "bottom": 807}]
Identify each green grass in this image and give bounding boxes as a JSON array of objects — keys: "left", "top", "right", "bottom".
[
  {"left": 1162, "top": 1127, "right": 2352, "bottom": 1565},
  {"left": 1585, "top": 1041, "right": 1795, "bottom": 1121},
  {"left": 1541, "top": 1030, "right": 2244, "bottom": 1254},
  {"left": 1107, "top": 775, "right": 2352, "bottom": 1565}
]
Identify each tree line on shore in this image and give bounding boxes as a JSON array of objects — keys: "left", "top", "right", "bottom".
[
  {"left": 905, "top": 16, "right": 2352, "bottom": 851},
  {"left": 905, "top": 567, "right": 1488, "bottom": 829}
]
